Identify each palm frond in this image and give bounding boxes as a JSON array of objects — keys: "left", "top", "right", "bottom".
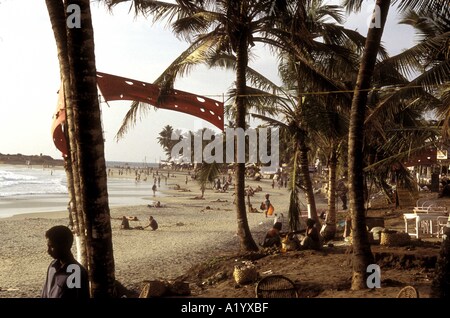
[
  {"left": 207, "top": 52, "right": 235, "bottom": 70},
  {"left": 364, "top": 141, "right": 438, "bottom": 172},
  {"left": 250, "top": 113, "right": 289, "bottom": 129},
  {"left": 196, "top": 162, "right": 221, "bottom": 188},
  {"left": 341, "top": 0, "right": 364, "bottom": 13},
  {"left": 291, "top": 56, "right": 353, "bottom": 103},
  {"left": 106, "top": 1, "right": 188, "bottom": 25},
  {"left": 417, "top": 59, "right": 450, "bottom": 90},
  {"left": 153, "top": 35, "right": 224, "bottom": 88},
  {"left": 316, "top": 5, "right": 346, "bottom": 25},
  {"left": 394, "top": 0, "right": 449, "bottom": 14},
  {"left": 172, "top": 10, "right": 222, "bottom": 41},
  {"left": 365, "top": 75, "right": 444, "bottom": 125},
  {"left": 436, "top": 84, "right": 450, "bottom": 138},
  {"left": 227, "top": 86, "right": 290, "bottom": 115},
  {"left": 245, "top": 67, "right": 288, "bottom": 98},
  {"left": 377, "top": 32, "right": 450, "bottom": 77},
  {"left": 399, "top": 10, "right": 441, "bottom": 39},
  {"left": 115, "top": 100, "right": 154, "bottom": 141}
]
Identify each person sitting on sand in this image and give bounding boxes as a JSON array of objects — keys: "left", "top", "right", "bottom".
[
  {"left": 120, "top": 216, "right": 131, "bottom": 230},
  {"left": 300, "top": 218, "right": 322, "bottom": 250},
  {"left": 273, "top": 213, "right": 284, "bottom": 230},
  {"left": 261, "top": 222, "right": 282, "bottom": 248},
  {"left": 143, "top": 216, "right": 158, "bottom": 231},
  {"left": 42, "top": 225, "right": 89, "bottom": 298},
  {"left": 147, "top": 201, "right": 165, "bottom": 208}
]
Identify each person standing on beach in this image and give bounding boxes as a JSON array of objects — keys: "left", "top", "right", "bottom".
[
  {"left": 152, "top": 184, "right": 157, "bottom": 197},
  {"left": 42, "top": 225, "right": 89, "bottom": 298},
  {"left": 264, "top": 193, "right": 271, "bottom": 218}
]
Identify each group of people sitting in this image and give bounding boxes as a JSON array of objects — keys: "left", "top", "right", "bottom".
[
  {"left": 261, "top": 217, "right": 322, "bottom": 251},
  {"left": 120, "top": 215, "right": 158, "bottom": 231}
]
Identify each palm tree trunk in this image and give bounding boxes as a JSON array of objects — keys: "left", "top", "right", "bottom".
[
  {"left": 298, "top": 134, "right": 319, "bottom": 225},
  {"left": 66, "top": 86, "right": 89, "bottom": 268},
  {"left": 322, "top": 144, "right": 338, "bottom": 240},
  {"left": 64, "top": 154, "right": 87, "bottom": 264},
  {"left": 296, "top": 66, "right": 319, "bottom": 226},
  {"left": 234, "top": 24, "right": 258, "bottom": 252},
  {"left": 348, "top": 0, "right": 390, "bottom": 290},
  {"left": 288, "top": 147, "right": 301, "bottom": 231},
  {"left": 64, "top": 0, "right": 116, "bottom": 297},
  {"left": 45, "top": 0, "right": 88, "bottom": 269}
]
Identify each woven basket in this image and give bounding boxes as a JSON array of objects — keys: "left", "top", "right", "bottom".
[
  {"left": 380, "top": 232, "right": 411, "bottom": 246},
  {"left": 139, "top": 280, "right": 167, "bottom": 298},
  {"left": 397, "top": 286, "right": 419, "bottom": 298},
  {"left": 233, "top": 264, "right": 257, "bottom": 285}
]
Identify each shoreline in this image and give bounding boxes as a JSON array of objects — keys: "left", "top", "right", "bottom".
[{"left": 0, "top": 165, "right": 170, "bottom": 218}]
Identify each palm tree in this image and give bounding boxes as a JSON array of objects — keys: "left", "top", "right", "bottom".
[
  {"left": 260, "top": 1, "right": 365, "bottom": 230},
  {"left": 157, "top": 125, "right": 184, "bottom": 160},
  {"left": 343, "top": 0, "right": 447, "bottom": 290},
  {"left": 304, "top": 96, "right": 350, "bottom": 240},
  {"left": 343, "top": 0, "right": 391, "bottom": 290},
  {"left": 222, "top": 1, "right": 365, "bottom": 234},
  {"left": 46, "top": 0, "right": 116, "bottom": 297},
  {"left": 46, "top": 0, "right": 88, "bottom": 268}
]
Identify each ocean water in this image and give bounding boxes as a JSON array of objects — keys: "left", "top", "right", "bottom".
[
  {"left": 0, "top": 165, "right": 67, "bottom": 197},
  {"left": 0, "top": 164, "right": 160, "bottom": 218}
]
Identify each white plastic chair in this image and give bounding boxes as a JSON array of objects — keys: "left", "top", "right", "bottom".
[{"left": 437, "top": 216, "right": 449, "bottom": 238}]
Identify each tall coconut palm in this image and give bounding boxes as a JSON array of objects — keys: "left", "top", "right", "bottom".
[
  {"left": 46, "top": 0, "right": 116, "bottom": 297},
  {"left": 262, "top": 1, "right": 368, "bottom": 231},
  {"left": 45, "top": 0, "right": 88, "bottom": 268},
  {"left": 343, "top": 0, "right": 391, "bottom": 290},
  {"left": 263, "top": 1, "right": 370, "bottom": 228},
  {"left": 343, "top": 0, "right": 448, "bottom": 290},
  {"left": 225, "top": 1, "right": 366, "bottom": 233},
  {"left": 304, "top": 96, "right": 350, "bottom": 240}
]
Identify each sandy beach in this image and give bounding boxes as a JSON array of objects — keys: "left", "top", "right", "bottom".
[{"left": 0, "top": 168, "right": 318, "bottom": 298}]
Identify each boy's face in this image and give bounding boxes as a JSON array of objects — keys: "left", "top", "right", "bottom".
[{"left": 46, "top": 239, "right": 65, "bottom": 260}]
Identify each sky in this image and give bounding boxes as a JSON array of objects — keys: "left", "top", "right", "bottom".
[{"left": 0, "top": 0, "right": 417, "bottom": 163}]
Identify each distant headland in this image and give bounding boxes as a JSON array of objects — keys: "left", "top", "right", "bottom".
[{"left": 0, "top": 153, "right": 64, "bottom": 166}]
